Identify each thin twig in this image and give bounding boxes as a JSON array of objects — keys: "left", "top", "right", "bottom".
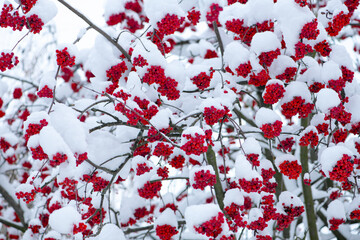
[{"left": 57, "top": 0, "right": 131, "bottom": 62}]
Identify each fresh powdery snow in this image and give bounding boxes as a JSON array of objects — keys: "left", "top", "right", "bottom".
[
  {"left": 255, "top": 107, "right": 281, "bottom": 126},
  {"left": 49, "top": 205, "right": 81, "bottom": 234},
  {"left": 320, "top": 146, "right": 353, "bottom": 177},
  {"left": 316, "top": 88, "right": 340, "bottom": 113},
  {"left": 327, "top": 199, "right": 346, "bottom": 220}
]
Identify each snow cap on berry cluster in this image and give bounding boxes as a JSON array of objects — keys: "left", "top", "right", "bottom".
[
  {"left": 274, "top": 0, "right": 317, "bottom": 55},
  {"left": 330, "top": 45, "right": 354, "bottom": 71},
  {"left": 235, "top": 154, "right": 262, "bottom": 181},
  {"left": 316, "top": 88, "right": 340, "bottom": 113},
  {"left": 23, "top": 111, "right": 50, "bottom": 132},
  {"left": 219, "top": 0, "right": 274, "bottom": 26},
  {"left": 223, "top": 41, "right": 250, "bottom": 70},
  {"left": 48, "top": 205, "right": 81, "bottom": 234},
  {"left": 344, "top": 95, "right": 360, "bottom": 124},
  {"left": 255, "top": 107, "right": 281, "bottom": 126},
  {"left": 25, "top": 0, "right": 58, "bottom": 25},
  {"left": 250, "top": 31, "right": 281, "bottom": 55},
  {"left": 119, "top": 195, "right": 147, "bottom": 225},
  {"left": 95, "top": 224, "right": 126, "bottom": 240},
  {"left": 318, "top": 0, "right": 349, "bottom": 29},
  {"left": 242, "top": 137, "right": 262, "bottom": 157},
  {"left": 321, "top": 61, "right": 342, "bottom": 84},
  {"left": 144, "top": 0, "right": 185, "bottom": 27},
  {"left": 154, "top": 208, "right": 178, "bottom": 229},
  {"left": 184, "top": 203, "right": 227, "bottom": 235},
  {"left": 275, "top": 154, "right": 301, "bottom": 173},
  {"left": 280, "top": 81, "right": 312, "bottom": 104},
  {"left": 269, "top": 56, "right": 297, "bottom": 78},
  {"left": 223, "top": 188, "right": 244, "bottom": 207},
  {"left": 319, "top": 145, "right": 353, "bottom": 177},
  {"left": 104, "top": 0, "right": 125, "bottom": 21},
  {"left": 278, "top": 191, "right": 304, "bottom": 209},
  {"left": 327, "top": 199, "right": 346, "bottom": 222}
]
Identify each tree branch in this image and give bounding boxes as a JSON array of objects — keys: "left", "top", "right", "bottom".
[
  {"left": 300, "top": 117, "right": 319, "bottom": 240},
  {"left": 0, "top": 217, "right": 27, "bottom": 232},
  {"left": 57, "top": 0, "right": 131, "bottom": 62},
  {"left": 0, "top": 185, "right": 26, "bottom": 227}
]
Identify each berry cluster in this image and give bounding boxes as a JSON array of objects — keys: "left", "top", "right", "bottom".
[
  {"left": 49, "top": 152, "right": 67, "bottom": 167},
  {"left": 190, "top": 71, "right": 214, "bottom": 90},
  {"left": 156, "top": 224, "right": 178, "bottom": 240},
  {"left": 299, "top": 130, "right": 319, "bottom": 147},
  {"left": 181, "top": 133, "right": 208, "bottom": 156},
  {"left": 0, "top": 52, "right": 19, "bottom": 72},
  {"left": 260, "top": 120, "right": 282, "bottom": 139},
  {"left": 281, "top": 96, "right": 314, "bottom": 119},
  {"left": 249, "top": 70, "right": 270, "bottom": 87},
  {"left": 332, "top": 128, "right": 348, "bottom": 143},
  {"left": 206, "top": 3, "right": 223, "bottom": 26},
  {"left": 16, "top": 189, "right": 36, "bottom": 204},
  {"left": 192, "top": 169, "right": 216, "bottom": 190},
  {"left": 326, "top": 12, "right": 350, "bottom": 37},
  {"left": 263, "top": 83, "right": 285, "bottom": 104},
  {"left": 295, "top": 0, "right": 308, "bottom": 7},
  {"left": 27, "top": 14, "right": 44, "bottom": 34},
  {"left": 168, "top": 155, "right": 185, "bottom": 169},
  {"left": 258, "top": 49, "right": 281, "bottom": 67},
  {"left": 157, "top": 14, "right": 185, "bottom": 36},
  {"left": 293, "top": 42, "right": 313, "bottom": 61},
  {"left": 314, "top": 40, "right": 332, "bottom": 57},
  {"left": 276, "top": 67, "right": 297, "bottom": 82},
  {"left": 235, "top": 61, "right": 252, "bottom": 78},
  {"left": 328, "top": 154, "right": 354, "bottom": 182},
  {"left": 30, "top": 146, "right": 48, "bottom": 160},
  {"left": 157, "top": 167, "right": 169, "bottom": 179},
  {"left": 203, "top": 106, "right": 229, "bottom": 125},
  {"left": 326, "top": 104, "right": 351, "bottom": 125},
  {"left": 56, "top": 48, "right": 75, "bottom": 69},
  {"left": 153, "top": 142, "right": 174, "bottom": 159},
  {"left": 187, "top": 9, "right": 201, "bottom": 26},
  {"left": 238, "top": 178, "right": 262, "bottom": 193},
  {"left": 194, "top": 212, "right": 225, "bottom": 238},
  {"left": 278, "top": 160, "right": 302, "bottom": 179},
  {"left": 82, "top": 172, "right": 109, "bottom": 192},
  {"left": 142, "top": 65, "right": 180, "bottom": 100},
  {"left": 138, "top": 181, "right": 162, "bottom": 199},
  {"left": 300, "top": 19, "right": 319, "bottom": 40},
  {"left": 0, "top": 4, "right": 26, "bottom": 31},
  {"left": 136, "top": 163, "right": 153, "bottom": 175},
  {"left": 37, "top": 85, "right": 53, "bottom": 98},
  {"left": 328, "top": 218, "right": 345, "bottom": 230}
]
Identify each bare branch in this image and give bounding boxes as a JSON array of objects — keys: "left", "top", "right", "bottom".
[{"left": 57, "top": 0, "right": 131, "bottom": 62}]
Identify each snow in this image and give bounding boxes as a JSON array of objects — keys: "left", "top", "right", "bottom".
[
  {"left": 223, "top": 41, "right": 250, "bottom": 70},
  {"left": 279, "top": 191, "right": 303, "bottom": 207},
  {"left": 319, "top": 146, "right": 353, "bottom": 177},
  {"left": 89, "top": 224, "right": 126, "bottom": 240},
  {"left": 242, "top": 137, "right": 262, "bottom": 156},
  {"left": 316, "top": 88, "right": 340, "bottom": 113},
  {"left": 144, "top": 0, "right": 185, "bottom": 27},
  {"left": 185, "top": 203, "right": 222, "bottom": 229},
  {"left": 330, "top": 45, "right": 354, "bottom": 70},
  {"left": 275, "top": 154, "right": 300, "bottom": 170},
  {"left": 235, "top": 154, "right": 262, "bottom": 181},
  {"left": 248, "top": 208, "right": 263, "bottom": 222},
  {"left": 26, "top": 0, "right": 58, "bottom": 24},
  {"left": 345, "top": 95, "right": 360, "bottom": 123},
  {"left": 49, "top": 205, "right": 81, "bottom": 234},
  {"left": 223, "top": 188, "right": 244, "bottom": 207},
  {"left": 269, "top": 55, "right": 297, "bottom": 78},
  {"left": 281, "top": 81, "right": 312, "bottom": 104},
  {"left": 321, "top": 61, "right": 342, "bottom": 83},
  {"left": 251, "top": 31, "right": 281, "bottom": 54},
  {"left": 155, "top": 208, "right": 178, "bottom": 228},
  {"left": 150, "top": 109, "right": 172, "bottom": 129},
  {"left": 327, "top": 199, "right": 346, "bottom": 220},
  {"left": 255, "top": 107, "right": 281, "bottom": 126},
  {"left": 39, "top": 126, "right": 70, "bottom": 157}
]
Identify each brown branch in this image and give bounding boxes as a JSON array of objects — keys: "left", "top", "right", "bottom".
[
  {"left": 0, "top": 185, "right": 26, "bottom": 227},
  {"left": 57, "top": 0, "right": 131, "bottom": 62},
  {"left": 0, "top": 217, "right": 27, "bottom": 232}
]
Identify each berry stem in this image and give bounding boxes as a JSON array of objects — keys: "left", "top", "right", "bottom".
[{"left": 300, "top": 117, "right": 319, "bottom": 240}]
